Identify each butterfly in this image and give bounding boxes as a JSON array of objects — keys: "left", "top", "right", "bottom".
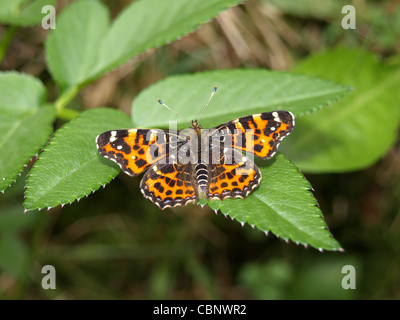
[{"left": 96, "top": 88, "right": 295, "bottom": 209}]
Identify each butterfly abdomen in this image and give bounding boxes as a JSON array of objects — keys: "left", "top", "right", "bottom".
[{"left": 195, "top": 162, "right": 208, "bottom": 194}]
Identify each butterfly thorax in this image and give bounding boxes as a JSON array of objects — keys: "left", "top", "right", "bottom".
[{"left": 191, "top": 119, "right": 202, "bottom": 132}]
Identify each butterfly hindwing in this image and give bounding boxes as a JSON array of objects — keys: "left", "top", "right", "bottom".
[
  {"left": 207, "top": 150, "right": 261, "bottom": 200},
  {"left": 140, "top": 163, "right": 197, "bottom": 209},
  {"left": 96, "top": 129, "right": 171, "bottom": 176}
]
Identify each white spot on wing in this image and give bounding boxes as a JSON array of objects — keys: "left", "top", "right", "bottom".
[{"left": 272, "top": 112, "right": 280, "bottom": 122}]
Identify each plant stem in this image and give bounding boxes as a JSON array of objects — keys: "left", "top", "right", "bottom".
[
  {"left": 54, "top": 85, "right": 83, "bottom": 120},
  {"left": 55, "top": 85, "right": 80, "bottom": 112},
  {"left": 57, "top": 107, "right": 80, "bottom": 121},
  {"left": 0, "top": 26, "right": 18, "bottom": 64}
]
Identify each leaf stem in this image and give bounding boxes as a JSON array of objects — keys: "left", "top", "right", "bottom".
[
  {"left": 54, "top": 85, "right": 83, "bottom": 120},
  {"left": 0, "top": 26, "right": 18, "bottom": 63},
  {"left": 55, "top": 85, "right": 80, "bottom": 112},
  {"left": 57, "top": 107, "right": 80, "bottom": 121}
]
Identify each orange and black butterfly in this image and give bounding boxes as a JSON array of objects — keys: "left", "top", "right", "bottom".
[{"left": 96, "top": 88, "right": 294, "bottom": 209}]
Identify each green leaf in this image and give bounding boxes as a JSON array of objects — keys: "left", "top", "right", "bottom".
[
  {"left": 132, "top": 69, "right": 351, "bottom": 129},
  {"left": 0, "top": 0, "right": 23, "bottom": 17},
  {"left": 45, "top": 0, "right": 110, "bottom": 88},
  {"left": 46, "top": 0, "right": 242, "bottom": 88},
  {"left": 24, "top": 108, "right": 134, "bottom": 211},
  {"left": 0, "top": 72, "right": 56, "bottom": 192},
  {"left": 208, "top": 153, "right": 342, "bottom": 251},
  {"left": 0, "top": 71, "right": 47, "bottom": 112},
  {"left": 92, "top": 0, "right": 243, "bottom": 80},
  {"left": 0, "top": 0, "right": 56, "bottom": 26},
  {"left": 282, "top": 48, "right": 400, "bottom": 173}
]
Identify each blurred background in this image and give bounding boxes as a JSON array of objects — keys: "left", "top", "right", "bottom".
[{"left": 1, "top": 0, "right": 400, "bottom": 299}]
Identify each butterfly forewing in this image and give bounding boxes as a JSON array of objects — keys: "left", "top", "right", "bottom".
[
  {"left": 96, "top": 128, "right": 171, "bottom": 176},
  {"left": 212, "top": 111, "right": 294, "bottom": 159}
]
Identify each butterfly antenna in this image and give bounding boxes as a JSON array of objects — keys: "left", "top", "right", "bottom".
[
  {"left": 197, "top": 86, "right": 217, "bottom": 123},
  {"left": 157, "top": 99, "right": 191, "bottom": 125}
]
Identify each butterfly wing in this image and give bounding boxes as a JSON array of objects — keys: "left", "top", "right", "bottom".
[
  {"left": 96, "top": 129, "right": 174, "bottom": 176},
  {"left": 140, "top": 163, "right": 197, "bottom": 209},
  {"left": 207, "top": 150, "right": 261, "bottom": 200},
  {"left": 211, "top": 111, "right": 294, "bottom": 159}
]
